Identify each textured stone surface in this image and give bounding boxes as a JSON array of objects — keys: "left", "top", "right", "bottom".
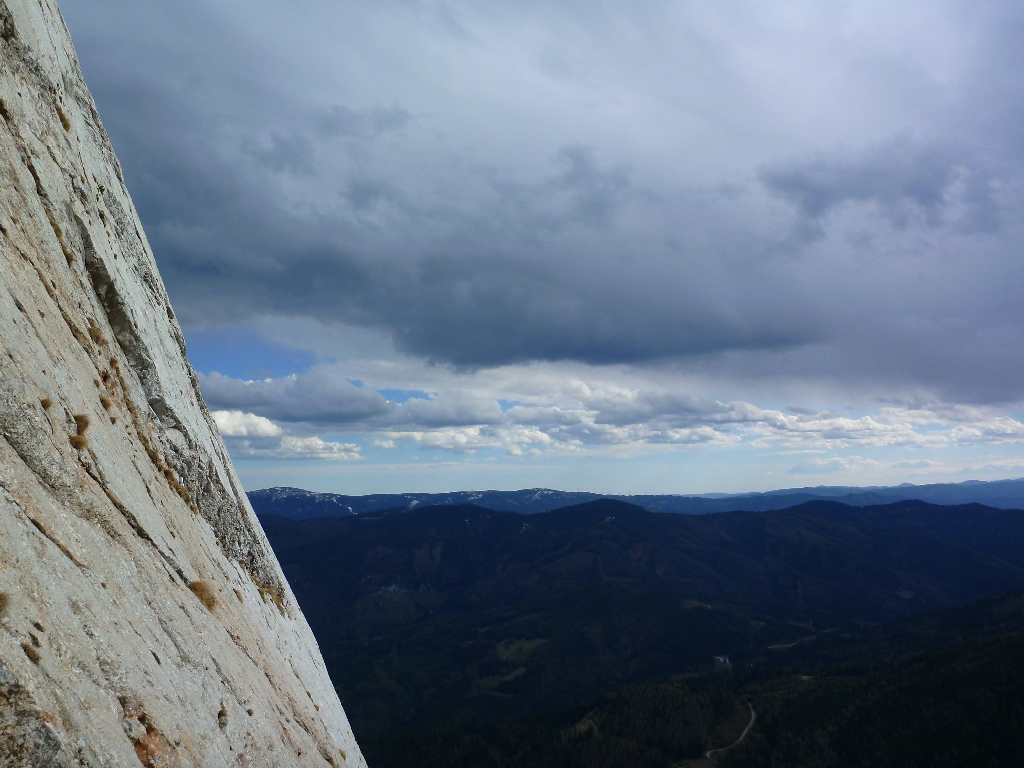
[{"left": 0, "top": 1, "right": 365, "bottom": 765}]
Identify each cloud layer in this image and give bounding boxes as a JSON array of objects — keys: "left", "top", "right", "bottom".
[
  {"left": 57, "top": 0, "right": 1024, "bottom": 490},
  {"left": 202, "top": 365, "right": 1024, "bottom": 465},
  {"left": 62, "top": 0, "right": 1024, "bottom": 402}
]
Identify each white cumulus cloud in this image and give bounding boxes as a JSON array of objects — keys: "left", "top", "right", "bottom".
[{"left": 212, "top": 410, "right": 283, "bottom": 437}]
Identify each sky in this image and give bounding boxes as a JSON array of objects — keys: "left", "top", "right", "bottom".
[{"left": 58, "top": 0, "right": 1024, "bottom": 494}]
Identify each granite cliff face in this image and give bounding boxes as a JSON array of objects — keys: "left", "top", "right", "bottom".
[{"left": 0, "top": 1, "right": 365, "bottom": 765}]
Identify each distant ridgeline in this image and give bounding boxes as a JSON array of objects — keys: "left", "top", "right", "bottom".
[{"left": 247, "top": 477, "right": 1024, "bottom": 519}]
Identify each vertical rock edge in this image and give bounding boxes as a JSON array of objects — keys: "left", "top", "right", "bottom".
[{"left": 0, "top": 0, "right": 366, "bottom": 765}]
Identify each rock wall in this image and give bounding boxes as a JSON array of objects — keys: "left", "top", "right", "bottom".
[{"left": 0, "top": 1, "right": 366, "bottom": 765}]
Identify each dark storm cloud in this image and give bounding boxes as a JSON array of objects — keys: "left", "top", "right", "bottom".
[
  {"left": 761, "top": 137, "right": 1000, "bottom": 235},
  {"left": 108, "top": 79, "right": 815, "bottom": 367},
  {"left": 59, "top": 0, "right": 1024, "bottom": 405},
  {"left": 201, "top": 370, "right": 392, "bottom": 423},
  {"left": 164, "top": 240, "right": 816, "bottom": 368},
  {"left": 247, "top": 134, "right": 316, "bottom": 176},
  {"left": 513, "top": 145, "right": 631, "bottom": 229},
  {"left": 317, "top": 104, "right": 412, "bottom": 138},
  {"left": 344, "top": 180, "right": 401, "bottom": 212}
]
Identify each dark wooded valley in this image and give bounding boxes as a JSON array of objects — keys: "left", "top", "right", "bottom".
[{"left": 256, "top": 496, "right": 1024, "bottom": 767}]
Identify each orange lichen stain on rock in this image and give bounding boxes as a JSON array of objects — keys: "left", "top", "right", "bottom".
[
  {"left": 187, "top": 580, "right": 217, "bottom": 611},
  {"left": 132, "top": 721, "right": 173, "bottom": 768},
  {"left": 122, "top": 703, "right": 173, "bottom": 768}
]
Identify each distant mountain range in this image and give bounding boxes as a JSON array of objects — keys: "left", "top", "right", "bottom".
[{"left": 247, "top": 477, "right": 1024, "bottom": 519}]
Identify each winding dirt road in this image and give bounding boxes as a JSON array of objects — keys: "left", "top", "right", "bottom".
[{"left": 705, "top": 702, "right": 756, "bottom": 763}]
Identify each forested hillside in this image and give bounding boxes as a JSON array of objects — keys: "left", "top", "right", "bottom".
[{"left": 260, "top": 499, "right": 1024, "bottom": 765}]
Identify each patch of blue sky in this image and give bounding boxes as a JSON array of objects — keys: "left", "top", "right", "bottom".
[
  {"left": 228, "top": 437, "right": 1024, "bottom": 496},
  {"left": 227, "top": 413, "right": 1024, "bottom": 495},
  {"left": 184, "top": 324, "right": 316, "bottom": 379},
  {"left": 378, "top": 389, "right": 432, "bottom": 404}
]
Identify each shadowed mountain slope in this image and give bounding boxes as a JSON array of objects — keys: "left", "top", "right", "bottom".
[
  {"left": 260, "top": 498, "right": 1024, "bottom": 753},
  {"left": 369, "top": 585, "right": 1024, "bottom": 768}
]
